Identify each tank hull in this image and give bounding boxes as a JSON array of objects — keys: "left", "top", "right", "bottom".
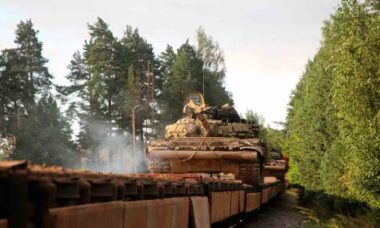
[{"left": 148, "top": 137, "right": 265, "bottom": 186}]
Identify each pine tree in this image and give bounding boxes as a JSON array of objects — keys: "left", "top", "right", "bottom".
[
  {"left": 158, "top": 40, "right": 205, "bottom": 123},
  {"left": 158, "top": 45, "right": 178, "bottom": 126},
  {"left": 13, "top": 95, "right": 76, "bottom": 166},
  {"left": 0, "top": 20, "right": 76, "bottom": 166},
  {"left": 57, "top": 18, "right": 140, "bottom": 171},
  {"left": 121, "top": 26, "right": 157, "bottom": 147},
  {"left": 171, "top": 41, "right": 203, "bottom": 108},
  {"left": 158, "top": 33, "right": 233, "bottom": 125},
  {"left": 0, "top": 49, "right": 27, "bottom": 133},
  {"left": 84, "top": 18, "right": 126, "bottom": 126},
  {"left": 15, "top": 19, "right": 52, "bottom": 102},
  {"left": 196, "top": 27, "right": 232, "bottom": 106},
  {"left": 59, "top": 18, "right": 129, "bottom": 152},
  {"left": 1, "top": 20, "right": 52, "bottom": 134}
]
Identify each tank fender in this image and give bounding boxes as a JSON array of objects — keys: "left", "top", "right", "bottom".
[{"left": 239, "top": 146, "right": 264, "bottom": 157}]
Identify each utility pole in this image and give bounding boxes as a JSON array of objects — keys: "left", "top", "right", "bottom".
[{"left": 202, "top": 63, "right": 205, "bottom": 99}]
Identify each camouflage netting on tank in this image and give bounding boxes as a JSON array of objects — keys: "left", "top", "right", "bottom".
[
  {"left": 165, "top": 118, "right": 205, "bottom": 139},
  {"left": 165, "top": 117, "right": 258, "bottom": 140}
]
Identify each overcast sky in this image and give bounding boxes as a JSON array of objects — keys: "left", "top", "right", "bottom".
[{"left": 0, "top": 0, "right": 340, "bottom": 128}]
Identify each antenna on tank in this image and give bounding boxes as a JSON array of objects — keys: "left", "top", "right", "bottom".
[
  {"left": 202, "top": 53, "right": 206, "bottom": 100},
  {"left": 202, "top": 66, "right": 205, "bottom": 99}
]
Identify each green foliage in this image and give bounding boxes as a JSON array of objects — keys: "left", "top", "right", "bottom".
[
  {"left": 0, "top": 49, "right": 27, "bottom": 132},
  {"left": 158, "top": 45, "right": 178, "bottom": 125},
  {"left": 12, "top": 96, "right": 77, "bottom": 166},
  {"left": 299, "top": 190, "right": 380, "bottom": 227},
  {"left": 159, "top": 29, "right": 233, "bottom": 125},
  {"left": 286, "top": 49, "right": 337, "bottom": 191},
  {"left": 168, "top": 41, "right": 203, "bottom": 115},
  {"left": 244, "top": 110, "right": 286, "bottom": 149},
  {"left": 262, "top": 128, "right": 286, "bottom": 149},
  {"left": 121, "top": 25, "right": 156, "bottom": 137},
  {"left": 84, "top": 17, "right": 126, "bottom": 120},
  {"left": 196, "top": 27, "right": 232, "bottom": 106},
  {"left": 59, "top": 18, "right": 132, "bottom": 152},
  {"left": 0, "top": 20, "right": 75, "bottom": 166},
  {"left": 15, "top": 19, "right": 52, "bottom": 98},
  {"left": 285, "top": 0, "right": 380, "bottom": 208},
  {"left": 326, "top": 0, "right": 380, "bottom": 207},
  {"left": 1, "top": 20, "right": 53, "bottom": 133},
  {"left": 244, "top": 110, "right": 265, "bottom": 126}
]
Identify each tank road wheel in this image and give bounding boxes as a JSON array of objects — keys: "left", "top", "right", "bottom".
[
  {"left": 238, "top": 162, "right": 261, "bottom": 185},
  {"left": 150, "top": 160, "right": 171, "bottom": 173}
]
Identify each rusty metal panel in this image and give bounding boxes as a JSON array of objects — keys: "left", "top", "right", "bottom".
[
  {"left": 88, "top": 179, "right": 118, "bottom": 202},
  {"left": 238, "top": 190, "right": 245, "bottom": 213},
  {"left": 224, "top": 192, "right": 232, "bottom": 220},
  {"left": 230, "top": 191, "right": 239, "bottom": 216},
  {"left": 47, "top": 201, "right": 124, "bottom": 228},
  {"left": 9, "top": 169, "right": 28, "bottom": 228},
  {"left": 0, "top": 160, "right": 27, "bottom": 171},
  {"left": 209, "top": 192, "right": 223, "bottom": 223},
  {"left": 0, "top": 220, "right": 7, "bottom": 228},
  {"left": 245, "top": 192, "right": 261, "bottom": 212},
  {"left": 190, "top": 197, "right": 210, "bottom": 228},
  {"left": 209, "top": 192, "right": 231, "bottom": 223},
  {"left": 124, "top": 197, "right": 189, "bottom": 228}
]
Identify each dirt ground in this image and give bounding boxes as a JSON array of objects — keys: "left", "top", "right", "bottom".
[{"left": 243, "top": 189, "right": 307, "bottom": 228}]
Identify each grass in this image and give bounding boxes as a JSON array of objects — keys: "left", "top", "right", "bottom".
[
  {"left": 290, "top": 188, "right": 379, "bottom": 228},
  {"left": 299, "top": 206, "right": 378, "bottom": 228}
]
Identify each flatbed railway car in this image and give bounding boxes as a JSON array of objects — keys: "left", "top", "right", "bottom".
[{"left": 0, "top": 160, "right": 284, "bottom": 228}]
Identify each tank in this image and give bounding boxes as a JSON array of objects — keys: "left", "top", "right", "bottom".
[{"left": 147, "top": 92, "right": 265, "bottom": 186}]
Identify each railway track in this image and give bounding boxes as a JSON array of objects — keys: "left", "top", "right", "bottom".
[{"left": 0, "top": 160, "right": 285, "bottom": 228}]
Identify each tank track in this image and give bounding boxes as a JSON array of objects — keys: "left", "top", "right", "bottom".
[{"left": 150, "top": 159, "right": 171, "bottom": 173}]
